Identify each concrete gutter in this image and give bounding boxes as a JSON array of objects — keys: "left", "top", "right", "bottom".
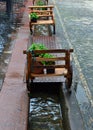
[
  {"left": 0, "top": 1, "right": 32, "bottom": 130},
  {"left": 63, "top": 87, "right": 85, "bottom": 130}
]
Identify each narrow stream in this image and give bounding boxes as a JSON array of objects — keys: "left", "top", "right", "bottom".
[{"left": 28, "top": 83, "right": 71, "bottom": 130}]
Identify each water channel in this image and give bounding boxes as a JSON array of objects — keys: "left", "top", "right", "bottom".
[
  {"left": 28, "top": 83, "right": 71, "bottom": 130},
  {"left": 27, "top": 18, "right": 71, "bottom": 130}
]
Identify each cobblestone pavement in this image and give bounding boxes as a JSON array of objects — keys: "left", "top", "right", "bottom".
[{"left": 49, "top": 0, "right": 93, "bottom": 130}]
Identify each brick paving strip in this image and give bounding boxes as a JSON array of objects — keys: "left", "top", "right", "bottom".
[{"left": 0, "top": 0, "right": 31, "bottom": 129}]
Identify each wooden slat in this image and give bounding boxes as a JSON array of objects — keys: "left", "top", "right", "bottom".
[
  {"left": 32, "top": 65, "right": 66, "bottom": 69},
  {"left": 33, "top": 49, "right": 73, "bottom": 53},
  {"left": 36, "top": 57, "right": 66, "bottom": 61},
  {"left": 28, "top": 5, "right": 54, "bottom": 9},
  {"left": 30, "top": 10, "right": 53, "bottom": 17},
  {"left": 31, "top": 68, "right": 67, "bottom": 77},
  {"left": 31, "top": 73, "right": 64, "bottom": 77},
  {"left": 23, "top": 49, "right": 73, "bottom": 54},
  {"left": 37, "top": 14, "right": 53, "bottom": 17},
  {"left": 31, "top": 20, "right": 54, "bottom": 25},
  {"left": 30, "top": 10, "right": 53, "bottom": 13},
  {"left": 31, "top": 73, "right": 66, "bottom": 77}
]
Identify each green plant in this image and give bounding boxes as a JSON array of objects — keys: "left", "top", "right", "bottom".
[
  {"left": 41, "top": 53, "right": 55, "bottom": 65},
  {"left": 29, "top": 12, "right": 39, "bottom": 20},
  {"left": 28, "top": 43, "right": 47, "bottom": 50},
  {"left": 28, "top": 43, "right": 48, "bottom": 56},
  {"left": 41, "top": 53, "right": 55, "bottom": 74},
  {"left": 36, "top": 0, "right": 46, "bottom": 10},
  {"left": 28, "top": 43, "right": 55, "bottom": 65},
  {"left": 36, "top": 0, "right": 45, "bottom": 6}
]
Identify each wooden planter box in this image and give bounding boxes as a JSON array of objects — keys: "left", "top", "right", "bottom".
[{"left": 31, "top": 61, "right": 44, "bottom": 74}]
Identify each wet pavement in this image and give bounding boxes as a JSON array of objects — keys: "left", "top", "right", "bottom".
[
  {"left": 0, "top": 0, "right": 26, "bottom": 90},
  {"left": 49, "top": 0, "right": 93, "bottom": 130},
  {"left": 0, "top": 0, "right": 30, "bottom": 129},
  {"left": 0, "top": 0, "right": 93, "bottom": 129}
]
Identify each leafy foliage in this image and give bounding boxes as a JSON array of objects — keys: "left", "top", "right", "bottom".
[
  {"left": 36, "top": 0, "right": 45, "bottom": 6},
  {"left": 28, "top": 43, "right": 47, "bottom": 56},
  {"left": 28, "top": 43, "right": 47, "bottom": 50},
  {"left": 41, "top": 53, "right": 55, "bottom": 65},
  {"left": 29, "top": 12, "right": 39, "bottom": 20},
  {"left": 28, "top": 43, "right": 55, "bottom": 65}
]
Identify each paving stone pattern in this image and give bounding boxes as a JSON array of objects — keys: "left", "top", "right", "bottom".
[{"left": 49, "top": 0, "right": 93, "bottom": 130}]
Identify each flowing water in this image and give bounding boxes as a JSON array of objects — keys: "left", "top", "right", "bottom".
[{"left": 28, "top": 83, "right": 71, "bottom": 130}]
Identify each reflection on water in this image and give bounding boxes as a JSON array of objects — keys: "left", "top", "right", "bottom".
[
  {"left": 28, "top": 85, "right": 64, "bottom": 130},
  {"left": 29, "top": 97, "right": 63, "bottom": 130}
]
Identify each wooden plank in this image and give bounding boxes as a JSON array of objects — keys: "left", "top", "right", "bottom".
[
  {"left": 31, "top": 65, "right": 66, "bottom": 69},
  {"left": 28, "top": 5, "right": 54, "bottom": 9},
  {"left": 29, "top": 10, "right": 53, "bottom": 16},
  {"left": 31, "top": 68, "right": 67, "bottom": 77},
  {"left": 23, "top": 49, "right": 73, "bottom": 54},
  {"left": 31, "top": 20, "right": 54, "bottom": 25},
  {"left": 33, "top": 49, "right": 73, "bottom": 53},
  {"left": 30, "top": 10, "right": 53, "bottom": 13},
  {"left": 37, "top": 14, "right": 53, "bottom": 17},
  {"left": 36, "top": 57, "right": 66, "bottom": 61}
]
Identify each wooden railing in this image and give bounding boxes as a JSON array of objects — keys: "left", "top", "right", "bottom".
[{"left": 23, "top": 49, "right": 73, "bottom": 92}]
